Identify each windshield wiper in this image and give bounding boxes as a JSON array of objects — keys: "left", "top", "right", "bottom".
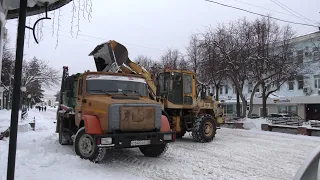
[
  {"left": 89, "top": 89, "right": 111, "bottom": 95},
  {"left": 122, "top": 89, "right": 142, "bottom": 97}
]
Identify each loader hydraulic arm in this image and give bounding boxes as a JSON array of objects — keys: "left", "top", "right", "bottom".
[{"left": 119, "top": 58, "right": 157, "bottom": 100}]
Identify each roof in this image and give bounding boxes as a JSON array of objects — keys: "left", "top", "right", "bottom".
[{"left": 6, "top": 0, "right": 71, "bottom": 20}]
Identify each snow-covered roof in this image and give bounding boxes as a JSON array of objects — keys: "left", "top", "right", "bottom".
[{"left": 6, "top": 0, "right": 71, "bottom": 20}]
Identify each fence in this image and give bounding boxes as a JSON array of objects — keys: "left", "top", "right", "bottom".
[{"left": 267, "top": 117, "right": 306, "bottom": 126}]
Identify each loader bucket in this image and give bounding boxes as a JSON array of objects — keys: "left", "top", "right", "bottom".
[{"left": 88, "top": 40, "right": 128, "bottom": 72}]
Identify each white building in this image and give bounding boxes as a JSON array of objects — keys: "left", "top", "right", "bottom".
[
  {"left": 208, "top": 31, "right": 320, "bottom": 120},
  {"left": 41, "top": 94, "right": 57, "bottom": 107}
]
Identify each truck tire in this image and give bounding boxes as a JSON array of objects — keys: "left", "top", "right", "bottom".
[
  {"left": 176, "top": 131, "right": 186, "bottom": 138},
  {"left": 59, "top": 117, "right": 72, "bottom": 145},
  {"left": 191, "top": 114, "right": 216, "bottom": 143},
  {"left": 139, "top": 144, "right": 168, "bottom": 157},
  {"left": 74, "top": 127, "right": 106, "bottom": 163}
]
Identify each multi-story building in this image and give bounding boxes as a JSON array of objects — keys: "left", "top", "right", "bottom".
[{"left": 208, "top": 31, "right": 320, "bottom": 120}]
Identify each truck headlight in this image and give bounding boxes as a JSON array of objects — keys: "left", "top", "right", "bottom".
[
  {"left": 101, "top": 137, "right": 112, "bottom": 144},
  {"left": 163, "top": 134, "right": 172, "bottom": 141}
]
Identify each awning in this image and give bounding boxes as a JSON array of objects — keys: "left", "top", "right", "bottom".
[{"left": 6, "top": 0, "right": 72, "bottom": 20}]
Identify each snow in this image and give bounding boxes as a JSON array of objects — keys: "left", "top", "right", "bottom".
[{"left": 0, "top": 109, "right": 319, "bottom": 180}]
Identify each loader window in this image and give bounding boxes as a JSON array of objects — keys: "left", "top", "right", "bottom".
[
  {"left": 183, "top": 74, "right": 192, "bottom": 94},
  {"left": 169, "top": 72, "right": 183, "bottom": 104}
]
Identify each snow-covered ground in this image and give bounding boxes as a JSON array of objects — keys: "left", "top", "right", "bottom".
[{"left": 1, "top": 109, "right": 319, "bottom": 180}]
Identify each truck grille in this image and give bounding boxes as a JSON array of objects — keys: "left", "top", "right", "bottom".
[
  {"left": 108, "top": 103, "right": 162, "bottom": 132},
  {"left": 120, "top": 107, "right": 155, "bottom": 130}
]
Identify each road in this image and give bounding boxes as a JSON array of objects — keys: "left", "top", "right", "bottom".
[{"left": 0, "top": 108, "right": 318, "bottom": 180}]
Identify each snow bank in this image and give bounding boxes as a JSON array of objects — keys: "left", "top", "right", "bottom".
[{"left": 241, "top": 118, "right": 267, "bottom": 130}]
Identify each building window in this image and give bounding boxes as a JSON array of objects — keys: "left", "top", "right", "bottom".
[
  {"left": 225, "top": 85, "right": 228, "bottom": 94},
  {"left": 287, "top": 51, "right": 293, "bottom": 63},
  {"left": 219, "top": 87, "right": 223, "bottom": 94},
  {"left": 313, "top": 47, "right": 320, "bottom": 61},
  {"left": 255, "top": 85, "right": 260, "bottom": 92},
  {"left": 315, "top": 75, "right": 320, "bottom": 89},
  {"left": 297, "top": 50, "right": 303, "bottom": 64},
  {"left": 297, "top": 76, "right": 304, "bottom": 90},
  {"left": 233, "top": 86, "right": 236, "bottom": 94},
  {"left": 288, "top": 80, "right": 294, "bottom": 90},
  {"left": 259, "top": 107, "right": 269, "bottom": 116},
  {"left": 277, "top": 105, "right": 298, "bottom": 115},
  {"left": 248, "top": 82, "right": 253, "bottom": 93}
]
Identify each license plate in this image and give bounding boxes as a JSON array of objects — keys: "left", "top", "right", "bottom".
[{"left": 130, "top": 140, "right": 151, "bottom": 146}]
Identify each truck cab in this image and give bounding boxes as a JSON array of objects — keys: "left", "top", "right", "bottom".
[{"left": 56, "top": 67, "right": 175, "bottom": 162}]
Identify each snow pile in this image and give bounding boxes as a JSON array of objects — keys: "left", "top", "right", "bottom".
[{"left": 241, "top": 118, "right": 267, "bottom": 130}]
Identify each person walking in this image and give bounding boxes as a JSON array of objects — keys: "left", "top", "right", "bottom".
[{"left": 44, "top": 106, "right": 47, "bottom": 112}]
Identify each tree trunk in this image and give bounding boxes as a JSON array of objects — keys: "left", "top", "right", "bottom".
[
  {"left": 215, "top": 85, "right": 219, "bottom": 101},
  {"left": 262, "top": 88, "right": 267, "bottom": 118},
  {"left": 236, "top": 89, "right": 240, "bottom": 117},
  {"left": 248, "top": 83, "right": 261, "bottom": 118}
]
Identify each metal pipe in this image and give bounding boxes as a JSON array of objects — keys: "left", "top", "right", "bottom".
[{"left": 6, "top": 0, "right": 28, "bottom": 179}]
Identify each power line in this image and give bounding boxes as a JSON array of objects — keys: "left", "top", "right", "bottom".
[
  {"left": 6, "top": 21, "right": 166, "bottom": 52},
  {"left": 204, "top": 0, "right": 319, "bottom": 28},
  {"left": 229, "top": 0, "right": 295, "bottom": 17},
  {"left": 270, "top": 0, "right": 319, "bottom": 25},
  {"left": 269, "top": 0, "right": 317, "bottom": 25}
]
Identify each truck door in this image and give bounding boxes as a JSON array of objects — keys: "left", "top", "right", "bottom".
[{"left": 75, "top": 77, "right": 84, "bottom": 124}]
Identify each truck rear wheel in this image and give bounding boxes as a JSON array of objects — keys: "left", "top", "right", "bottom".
[
  {"left": 139, "top": 144, "right": 168, "bottom": 157},
  {"left": 74, "top": 127, "right": 106, "bottom": 162},
  {"left": 59, "top": 117, "right": 72, "bottom": 145},
  {"left": 192, "top": 115, "right": 216, "bottom": 143}
]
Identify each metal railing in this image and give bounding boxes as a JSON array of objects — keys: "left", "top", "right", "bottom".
[{"left": 267, "top": 117, "right": 305, "bottom": 126}]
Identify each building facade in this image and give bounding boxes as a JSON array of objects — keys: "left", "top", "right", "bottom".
[{"left": 208, "top": 31, "right": 320, "bottom": 120}]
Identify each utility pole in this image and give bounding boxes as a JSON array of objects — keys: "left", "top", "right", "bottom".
[{"left": 6, "top": 0, "right": 28, "bottom": 179}]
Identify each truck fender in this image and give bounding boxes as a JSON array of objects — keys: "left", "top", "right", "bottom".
[
  {"left": 82, "top": 115, "right": 102, "bottom": 134},
  {"left": 160, "top": 115, "right": 170, "bottom": 132}
]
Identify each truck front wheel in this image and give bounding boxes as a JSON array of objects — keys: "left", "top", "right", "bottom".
[
  {"left": 74, "top": 127, "right": 106, "bottom": 162},
  {"left": 139, "top": 144, "right": 168, "bottom": 157}
]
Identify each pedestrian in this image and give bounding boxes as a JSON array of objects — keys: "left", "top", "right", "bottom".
[
  {"left": 44, "top": 106, "right": 47, "bottom": 112},
  {"left": 41, "top": 106, "right": 43, "bottom": 112},
  {"left": 38, "top": 106, "right": 41, "bottom": 112}
]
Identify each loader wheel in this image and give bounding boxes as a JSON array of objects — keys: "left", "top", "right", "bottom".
[
  {"left": 139, "top": 144, "right": 168, "bottom": 157},
  {"left": 192, "top": 115, "right": 216, "bottom": 143},
  {"left": 74, "top": 127, "right": 106, "bottom": 163},
  {"left": 59, "top": 117, "right": 72, "bottom": 145}
]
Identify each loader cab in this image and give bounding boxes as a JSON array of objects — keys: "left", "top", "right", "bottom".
[{"left": 157, "top": 71, "right": 195, "bottom": 105}]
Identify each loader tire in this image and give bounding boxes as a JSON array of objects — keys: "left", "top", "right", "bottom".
[
  {"left": 192, "top": 114, "right": 216, "bottom": 143},
  {"left": 139, "top": 144, "right": 168, "bottom": 157},
  {"left": 74, "top": 127, "right": 106, "bottom": 163}
]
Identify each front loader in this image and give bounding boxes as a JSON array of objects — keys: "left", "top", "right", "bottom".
[{"left": 89, "top": 40, "right": 225, "bottom": 142}]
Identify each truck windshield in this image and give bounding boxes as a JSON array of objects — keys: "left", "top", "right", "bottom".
[{"left": 86, "top": 75, "right": 148, "bottom": 96}]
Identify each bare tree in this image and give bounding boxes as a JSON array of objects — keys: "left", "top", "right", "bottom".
[
  {"left": 247, "top": 17, "right": 297, "bottom": 117},
  {"left": 22, "top": 57, "right": 60, "bottom": 88},
  {"left": 186, "top": 34, "right": 203, "bottom": 75},
  {"left": 161, "top": 48, "right": 181, "bottom": 70}
]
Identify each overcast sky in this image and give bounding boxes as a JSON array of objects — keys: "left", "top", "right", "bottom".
[{"left": 5, "top": 0, "right": 320, "bottom": 95}]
